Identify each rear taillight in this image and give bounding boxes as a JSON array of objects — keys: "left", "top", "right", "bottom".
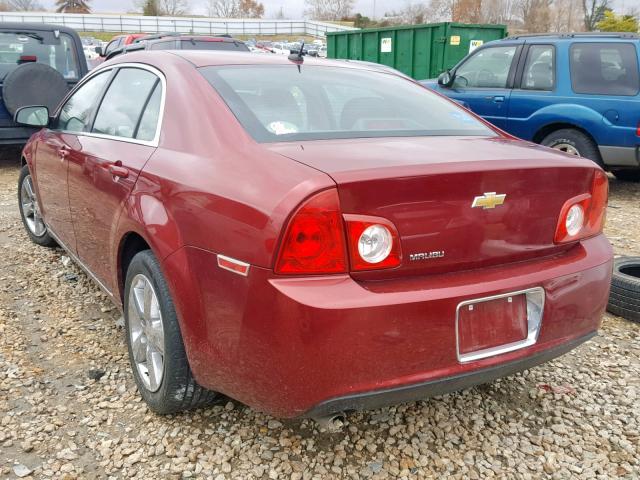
[
  {"left": 275, "top": 189, "right": 348, "bottom": 274},
  {"left": 275, "top": 190, "right": 402, "bottom": 274},
  {"left": 554, "top": 170, "right": 608, "bottom": 244},
  {"left": 344, "top": 214, "right": 401, "bottom": 271},
  {"left": 636, "top": 122, "right": 640, "bottom": 137}
]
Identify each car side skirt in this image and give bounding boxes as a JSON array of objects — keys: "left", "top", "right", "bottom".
[{"left": 599, "top": 145, "right": 640, "bottom": 167}]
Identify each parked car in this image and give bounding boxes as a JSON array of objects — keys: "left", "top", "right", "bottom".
[
  {"left": 15, "top": 51, "right": 612, "bottom": 419},
  {"left": 0, "top": 22, "right": 88, "bottom": 146},
  {"left": 422, "top": 33, "right": 640, "bottom": 181},
  {"left": 269, "top": 42, "right": 290, "bottom": 55},
  {"left": 105, "top": 34, "right": 249, "bottom": 60},
  {"left": 98, "top": 33, "right": 147, "bottom": 60}
]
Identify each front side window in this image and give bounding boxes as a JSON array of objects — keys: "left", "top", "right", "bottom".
[
  {"left": 453, "top": 46, "right": 517, "bottom": 88},
  {"left": 201, "top": 65, "right": 494, "bottom": 143},
  {"left": 92, "top": 68, "right": 160, "bottom": 139},
  {"left": 57, "top": 71, "right": 110, "bottom": 132},
  {"left": 570, "top": 42, "right": 639, "bottom": 96},
  {"left": 0, "top": 31, "right": 80, "bottom": 79},
  {"left": 521, "top": 45, "right": 554, "bottom": 90}
]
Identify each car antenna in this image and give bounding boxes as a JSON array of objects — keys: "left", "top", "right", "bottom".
[{"left": 288, "top": 40, "right": 304, "bottom": 64}]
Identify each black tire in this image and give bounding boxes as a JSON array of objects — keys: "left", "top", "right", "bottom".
[
  {"left": 124, "top": 250, "right": 218, "bottom": 414},
  {"left": 17, "top": 165, "right": 57, "bottom": 247},
  {"left": 541, "top": 129, "right": 603, "bottom": 167},
  {"left": 3, "top": 63, "right": 69, "bottom": 116},
  {"left": 611, "top": 169, "right": 640, "bottom": 182},
  {"left": 606, "top": 257, "right": 640, "bottom": 323}
]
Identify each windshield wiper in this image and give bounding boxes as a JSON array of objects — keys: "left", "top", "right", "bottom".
[{"left": 9, "top": 31, "right": 44, "bottom": 42}]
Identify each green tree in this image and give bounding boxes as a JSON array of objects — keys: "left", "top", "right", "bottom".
[
  {"left": 596, "top": 10, "right": 639, "bottom": 32},
  {"left": 55, "top": 0, "right": 91, "bottom": 13}
]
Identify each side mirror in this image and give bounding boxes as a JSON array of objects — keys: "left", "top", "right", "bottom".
[
  {"left": 14, "top": 106, "right": 50, "bottom": 127},
  {"left": 94, "top": 45, "right": 103, "bottom": 56},
  {"left": 438, "top": 70, "right": 453, "bottom": 87}
]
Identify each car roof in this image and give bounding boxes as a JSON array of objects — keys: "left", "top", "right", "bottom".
[
  {"left": 0, "top": 22, "right": 79, "bottom": 36},
  {"left": 152, "top": 50, "right": 386, "bottom": 70},
  {"left": 102, "top": 50, "right": 411, "bottom": 80},
  {"left": 500, "top": 32, "right": 640, "bottom": 43}
]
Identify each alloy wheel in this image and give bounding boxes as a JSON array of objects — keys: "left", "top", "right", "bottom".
[
  {"left": 20, "top": 175, "right": 46, "bottom": 237},
  {"left": 128, "top": 274, "right": 165, "bottom": 392},
  {"left": 551, "top": 143, "right": 580, "bottom": 156}
]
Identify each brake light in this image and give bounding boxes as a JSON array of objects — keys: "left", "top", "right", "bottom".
[
  {"left": 344, "top": 214, "right": 402, "bottom": 270},
  {"left": 275, "top": 189, "right": 347, "bottom": 274},
  {"left": 554, "top": 170, "right": 608, "bottom": 243},
  {"left": 637, "top": 122, "right": 640, "bottom": 137}
]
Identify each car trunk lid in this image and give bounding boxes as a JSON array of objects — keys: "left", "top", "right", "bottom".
[{"left": 266, "top": 136, "right": 597, "bottom": 278}]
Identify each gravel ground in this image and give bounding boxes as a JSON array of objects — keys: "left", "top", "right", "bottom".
[{"left": 0, "top": 156, "right": 639, "bottom": 480}]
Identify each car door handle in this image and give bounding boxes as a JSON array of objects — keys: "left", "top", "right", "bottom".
[
  {"left": 108, "top": 163, "right": 129, "bottom": 179},
  {"left": 492, "top": 96, "right": 505, "bottom": 103},
  {"left": 58, "top": 145, "right": 70, "bottom": 158}
]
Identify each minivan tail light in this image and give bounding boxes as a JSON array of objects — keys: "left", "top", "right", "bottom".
[
  {"left": 275, "top": 189, "right": 348, "bottom": 274},
  {"left": 344, "top": 214, "right": 402, "bottom": 271},
  {"left": 554, "top": 170, "right": 608, "bottom": 243}
]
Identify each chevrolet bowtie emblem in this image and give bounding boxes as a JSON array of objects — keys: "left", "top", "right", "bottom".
[{"left": 472, "top": 192, "right": 506, "bottom": 209}]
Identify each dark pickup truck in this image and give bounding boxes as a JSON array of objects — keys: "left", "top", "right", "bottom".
[{"left": 0, "top": 22, "right": 88, "bottom": 145}]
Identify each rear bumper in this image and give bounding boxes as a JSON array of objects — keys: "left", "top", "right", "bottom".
[
  {"left": 164, "top": 235, "right": 613, "bottom": 418},
  {"left": 599, "top": 145, "right": 640, "bottom": 167},
  {"left": 304, "top": 331, "right": 595, "bottom": 418}
]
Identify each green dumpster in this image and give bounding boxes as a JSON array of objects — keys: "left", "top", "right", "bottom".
[{"left": 326, "top": 22, "right": 507, "bottom": 80}]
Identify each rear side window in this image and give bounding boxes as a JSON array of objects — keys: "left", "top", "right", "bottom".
[
  {"left": 135, "top": 84, "right": 162, "bottom": 141},
  {"left": 570, "top": 43, "right": 639, "bottom": 96},
  {"left": 522, "top": 45, "right": 554, "bottom": 90},
  {"left": 92, "top": 67, "right": 160, "bottom": 140}
]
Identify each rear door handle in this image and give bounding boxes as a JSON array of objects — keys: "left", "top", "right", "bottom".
[
  {"left": 108, "top": 163, "right": 129, "bottom": 179},
  {"left": 492, "top": 96, "right": 505, "bottom": 103}
]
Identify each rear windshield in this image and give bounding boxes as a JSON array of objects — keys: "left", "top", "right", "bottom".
[
  {"left": 0, "top": 31, "right": 80, "bottom": 80},
  {"left": 180, "top": 40, "right": 248, "bottom": 52},
  {"left": 200, "top": 65, "right": 494, "bottom": 142}
]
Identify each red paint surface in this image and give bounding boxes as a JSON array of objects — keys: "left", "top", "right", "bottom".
[{"left": 24, "top": 51, "right": 613, "bottom": 417}]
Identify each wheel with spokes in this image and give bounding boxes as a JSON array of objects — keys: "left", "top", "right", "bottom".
[
  {"left": 124, "top": 250, "right": 217, "bottom": 413},
  {"left": 18, "top": 165, "right": 56, "bottom": 247}
]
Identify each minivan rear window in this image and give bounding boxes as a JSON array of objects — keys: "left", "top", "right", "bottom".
[{"left": 570, "top": 42, "right": 639, "bottom": 96}]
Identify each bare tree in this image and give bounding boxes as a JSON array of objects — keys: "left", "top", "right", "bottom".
[
  {"left": 56, "top": 0, "right": 91, "bottom": 13},
  {"left": 304, "top": 0, "right": 354, "bottom": 20},
  {"left": 8, "top": 0, "right": 42, "bottom": 10},
  {"left": 207, "top": 0, "right": 238, "bottom": 17},
  {"left": 517, "top": 0, "right": 552, "bottom": 32},
  {"left": 157, "top": 0, "right": 189, "bottom": 15},
  {"left": 582, "top": 0, "right": 609, "bottom": 30},
  {"left": 425, "top": 0, "right": 454, "bottom": 21}
]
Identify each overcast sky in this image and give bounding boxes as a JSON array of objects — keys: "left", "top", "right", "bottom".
[{"left": 39, "top": 0, "right": 640, "bottom": 20}]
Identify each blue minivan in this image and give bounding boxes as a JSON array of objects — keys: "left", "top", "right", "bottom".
[{"left": 422, "top": 33, "right": 640, "bottom": 181}]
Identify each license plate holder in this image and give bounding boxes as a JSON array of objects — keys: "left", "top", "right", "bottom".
[{"left": 455, "top": 287, "right": 545, "bottom": 363}]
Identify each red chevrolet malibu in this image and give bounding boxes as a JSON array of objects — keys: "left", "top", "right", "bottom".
[{"left": 15, "top": 51, "right": 612, "bottom": 420}]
